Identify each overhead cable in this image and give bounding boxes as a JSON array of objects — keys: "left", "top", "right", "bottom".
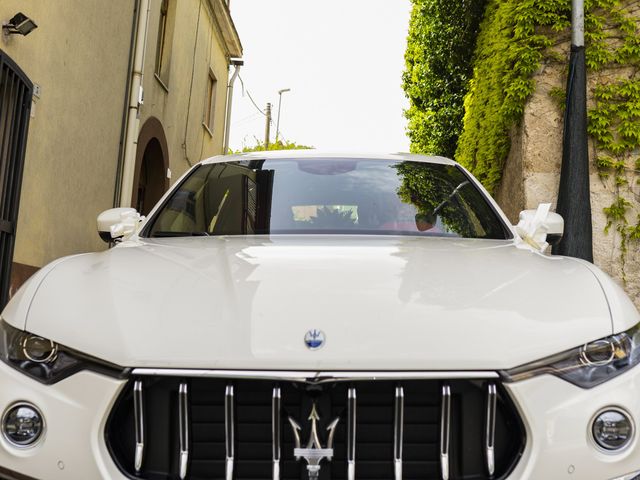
[{"left": 238, "top": 75, "right": 267, "bottom": 116}]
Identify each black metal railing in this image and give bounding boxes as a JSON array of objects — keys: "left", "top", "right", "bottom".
[{"left": 0, "top": 50, "right": 33, "bottom": 309}]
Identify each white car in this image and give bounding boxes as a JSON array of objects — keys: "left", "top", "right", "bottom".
[{"left": 0, "top": 151, "right": 639, "bottom": 480}]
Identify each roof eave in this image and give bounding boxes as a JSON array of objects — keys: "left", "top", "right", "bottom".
[{"left": 208, "top": 0, "right": 243, "bottom": 59}]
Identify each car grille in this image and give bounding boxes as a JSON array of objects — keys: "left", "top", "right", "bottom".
[{"left": 106, "top": 373, "right": 524, "bottom": 480}]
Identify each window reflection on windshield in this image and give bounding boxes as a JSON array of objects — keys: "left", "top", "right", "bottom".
[{"left": 146, "top": 159, "right": 508, "bottom": 239}]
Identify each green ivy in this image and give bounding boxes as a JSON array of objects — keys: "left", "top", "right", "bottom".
[{"left": 589, "top": 77, "right": 640, "bottom": 270}]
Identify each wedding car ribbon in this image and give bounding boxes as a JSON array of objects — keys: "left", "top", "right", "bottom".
[
  {"left": 110, "top": 210, "right": 143, "bottom": 240},
  {"left": 515, "top": 203, "right": 551, "bottom": 252}
]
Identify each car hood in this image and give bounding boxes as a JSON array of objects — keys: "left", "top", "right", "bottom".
[{"left": 21, "top": 235, "right": 612, "bottom": 371}]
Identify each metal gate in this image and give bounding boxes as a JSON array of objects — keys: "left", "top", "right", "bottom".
[{"left": 0, "top": 51, "right": 33, "bottom": 309}]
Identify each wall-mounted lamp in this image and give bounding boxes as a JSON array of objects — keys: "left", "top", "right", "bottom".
[{"left": 2, "top": 13, "right": 38, "bottom": 36}]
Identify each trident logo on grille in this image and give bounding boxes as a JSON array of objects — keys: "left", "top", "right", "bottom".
[{"left": 288, "top": 404, "right": 340, "bottom": 479}]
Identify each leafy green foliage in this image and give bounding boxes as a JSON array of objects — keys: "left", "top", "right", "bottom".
[
  {"left": 589, "top": 80, "right": 640, "bottom": 156},
  {"left": 604, "top": 197, "right": 632, "bottom": 233},
  {"left": 403, "top": 0, "right": 487, "bottom": 158},
  {"left": 232, "top": 139, "right": 313, "bottom": 154}
]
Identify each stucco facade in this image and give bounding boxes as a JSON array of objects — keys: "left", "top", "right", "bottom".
[{"left": 0, "top": 0, "right": 241, "bottom": 298}]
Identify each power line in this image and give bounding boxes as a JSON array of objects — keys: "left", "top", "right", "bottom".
[
  {"left": 232, "top": 112, "right": 262, "bottom": 127},
  {"left": 238, "top": 75, "right": 267, "bottom": 117}
]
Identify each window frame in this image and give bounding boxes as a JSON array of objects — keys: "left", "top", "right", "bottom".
[
  {"left": 202, "top": 68, "right": 217, "bottom": 135},
  {"left": 154, "top": 0, "right": 173, "bottom": 89}
]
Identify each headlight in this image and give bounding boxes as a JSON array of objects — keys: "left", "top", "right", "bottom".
[
  {"left": 0, "top": 320, "right": 126, "bottom": 385},
  {"left": 503, "top": 324, "right": 640, "bottom": 389}
]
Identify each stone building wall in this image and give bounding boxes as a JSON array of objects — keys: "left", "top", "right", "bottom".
[{"left": 495, "top": 35, "right": 640, "bottom": 309}]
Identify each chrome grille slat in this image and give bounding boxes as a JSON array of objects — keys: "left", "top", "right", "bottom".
[
  {"left": 133, "top": 380, "right": 145, "bottom": 474},
  {"left": 486, "top": 382, "right": 498, "bottom": 476},
  {"left": 272, "top": 386, "right": 281, "bottom": 480},
  {"left": 440, "top": 384, "right": 451, "bottom": 480},
  {"left": 225, "top": 384, "right": 235, "bottom": 480},
  {"left": 178, "top": 382, "right": 189, "bottom": 480},
  {"left": 347, "top": 387, "right": 356, "bottom": 480},
  {"left": 394, "top": 386, "right": 404, "bottom": 480}
]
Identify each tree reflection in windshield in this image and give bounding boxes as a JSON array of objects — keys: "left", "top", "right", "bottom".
[{"left": 394, "top": 162, "right": 475, "bottom": 238}]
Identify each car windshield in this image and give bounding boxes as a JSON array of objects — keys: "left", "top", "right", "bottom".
[{"left": 145, "top": 158, "right": 509, "bottom": 239}]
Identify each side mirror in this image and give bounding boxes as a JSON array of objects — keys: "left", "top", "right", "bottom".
[
  {"left": 97, "top": 208, "right": 143, "bottom": 243},
  {"left": 515, "top": 204, "right": 564, "bottom": 251}
]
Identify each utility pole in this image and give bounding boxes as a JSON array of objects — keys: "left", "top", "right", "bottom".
[
  {"left": 554, "top": 0, "right": 593, "bottom": 261},
  {"left": 275, "top": 88, "right": 290, "bottom": 143},
  {"left": 264, "top": 103, "right": 272, "bottom": 149}
]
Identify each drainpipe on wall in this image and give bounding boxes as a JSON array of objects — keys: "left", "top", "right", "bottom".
[
  {"left": 113, "top": 0, "right": 140, "bottom": 208},
  {"left": 223, "top": 59, "right": 243, "bottom": 155},
  {"left": 119, "top": 0, "right": 151, "bottom": 208}
]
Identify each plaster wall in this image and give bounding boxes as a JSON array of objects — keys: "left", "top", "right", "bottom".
[{"left": 1, "top": 1, "right": 134, "bottom": 268}]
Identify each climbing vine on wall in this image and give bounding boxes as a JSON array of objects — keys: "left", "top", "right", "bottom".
[{"left": 589, "top": 79, "right": 640, "bottom": 266}]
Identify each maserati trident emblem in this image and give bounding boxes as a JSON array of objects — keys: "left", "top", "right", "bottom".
[
  {"left": 288, "top": 404, "right": 340, "bottom": 479},
  {"left": 304, "top": 329, "right": 325, "bottom": 350}
]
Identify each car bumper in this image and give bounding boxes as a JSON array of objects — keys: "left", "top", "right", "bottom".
[{"left": 0, "top": 361, "right": 639, "bottom": 480}]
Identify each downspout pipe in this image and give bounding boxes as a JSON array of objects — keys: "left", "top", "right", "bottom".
[
  {"left": 223, "top": 59, "right": 244, "bottom": 155},
  {"left": 119, "top": 0, "right": 151, "bottom": 207},
  {"left": 113, "top": 0, "right": 140, "bottom": 207}
]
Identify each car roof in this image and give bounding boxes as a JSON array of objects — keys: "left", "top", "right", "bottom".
[{"left": 200, "top": 150, "right": 458, "bottom": 166}]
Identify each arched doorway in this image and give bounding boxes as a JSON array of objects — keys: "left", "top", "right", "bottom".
[
  {"left": 132, "top": 117, "right": 169, "bottom": 215},
  {"left": 136, "top": 139, "right": 166, "bottom": 215}
]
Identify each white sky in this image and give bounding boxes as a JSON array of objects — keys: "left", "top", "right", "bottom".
[{"left": 227, "top": 0, "right": 412, "bottom": 152}]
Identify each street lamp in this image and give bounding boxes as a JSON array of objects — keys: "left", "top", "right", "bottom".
[
  {"left": 275, "top": 88, "right": 291, "bottom": 144},
  {"left": 223, "top": 58, "right": 244, "bottom": 155}
]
